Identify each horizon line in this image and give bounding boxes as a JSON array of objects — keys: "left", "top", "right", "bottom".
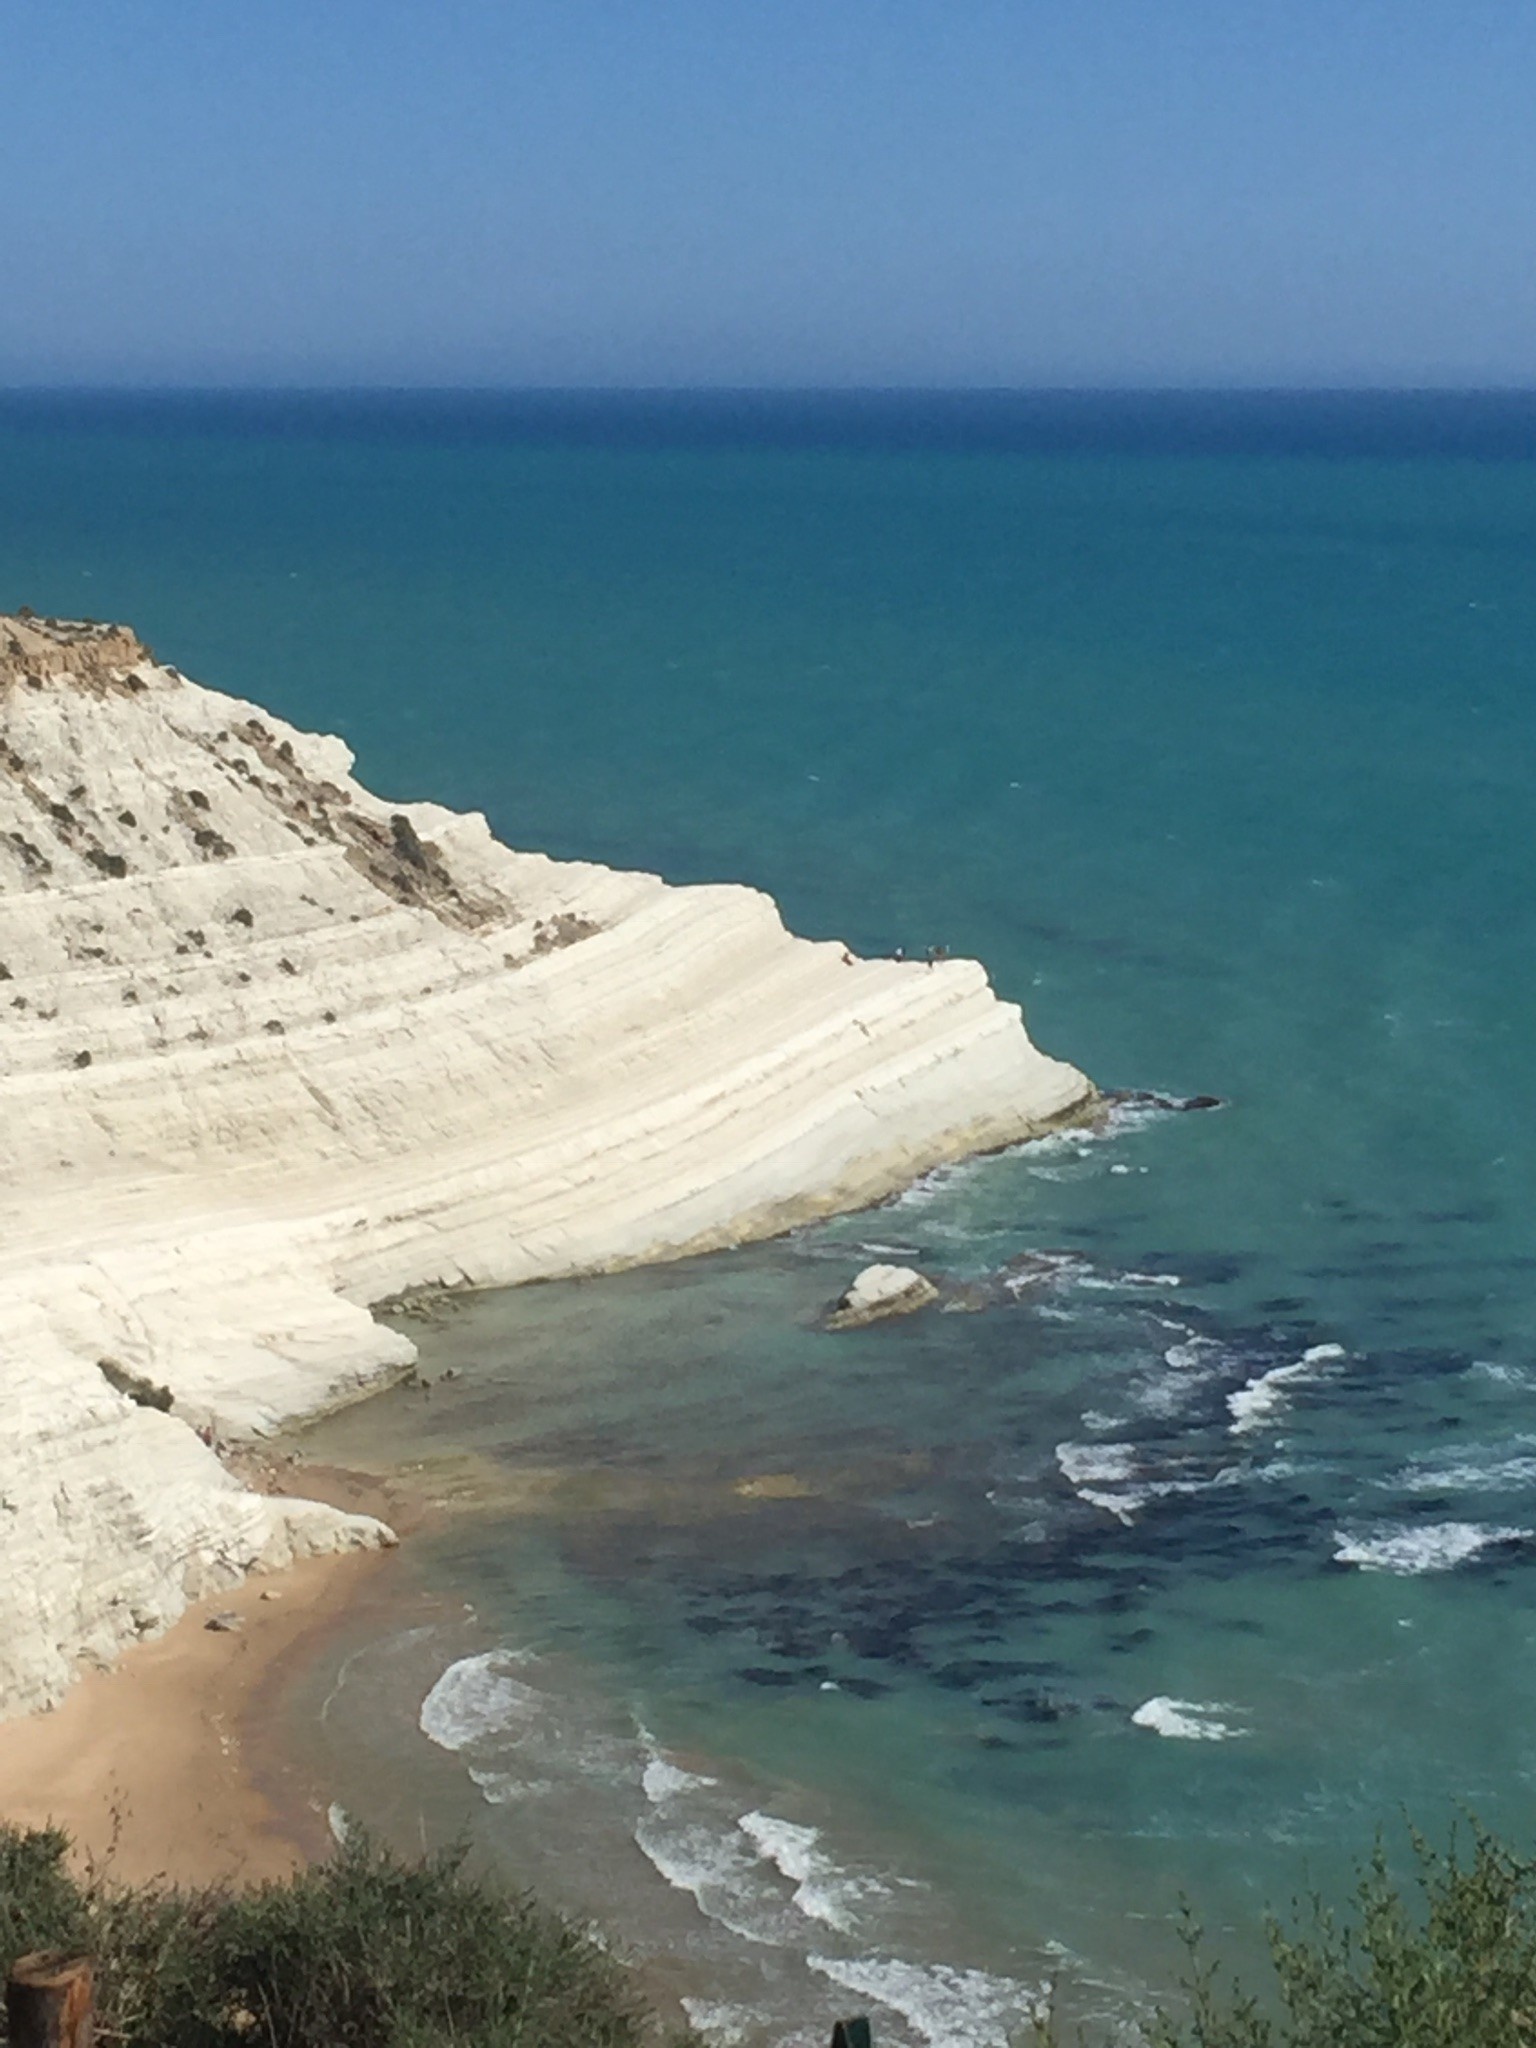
[{"left": 4, "top": 381, "right": 1536, "bottom": 399}]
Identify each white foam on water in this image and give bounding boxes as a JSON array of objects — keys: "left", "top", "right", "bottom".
[
  {"left": 1001, "top": 1250, "right": 1092, "bottom": 1296},
  {"left": 1016, "top": 1095, "right": 1178, "bottom": 1177},
  {"left": 889, "top": 1162, "right": 974, "bottom": 1210},
  {"left": 630, "top": 1733, "right": 811, "bottom": 1946},
  {"left": 1078, "top": 1408, "right": 1127, "bottom": 1434},
  {"left": 1012, "top": 1127, "right": 1093, "bottom": 1160},
  {"left": 1470, "top": 1360, "right": 1532, "bottom": 1387},
  {"left": 1079, "top": 1490, "right": 1142, "bottom": 1524},
  {"left": 1227, "top": 1353, "right": 1335, "bottom": 1435},
  {"left": 635, "top": 1759, "right": 896, "bottom": 1951},
  {"left": 1250, "top": 1457, "right": 1305, "bottom": 1482},
  {"left": 1056, "top": 1441, "right": 1140, "bottom": 1487},
  {"left": 417, "top": 1672, "right": 1042, "bottom": 2048},
  {"left": 1393, "top": 1450, "right": 1536, "bottom": 1495},
  {"left": 1163, "top": 1336, "right": 1218, "bottom": 1371},
  {"left": 1132, "top": 1697, "right": 1248, "bottom": 1741},
  {"left": 1133, "top": 1334, "right": 1230, "bottom": 1417},
  {"left": 1056, "top": 1433, "right": 1245, "bottom": 1531},
  {"left": 319, "top": 1642, "right": 375, "bottom": 1725},
  {"left": 1053, "top": 1440, "right": 1235, "bottom": 1524},
  {"left": 1333, "top": 1522, "right": 1533, "bottom": 1573},
  {"left": 422, "top": 1651, "right": 639, "bottom": 1811},
  {"left": 739, "top": 1810, "right": 888, "bottom": 1935},
  {"left": 1055, "top": 1440, "right": 1144, "bottom": 1523},
  {"left": 632, "top": 1808, "right": 785, "bottom": 1947},
  {"left": 808, "top": 1952, "right": 1045, "bottom": 2048},
  {"left": 642, "top": 1754, "right": 717, "bottom": 1804},
  {"left": 1099, "top": 1095, "right": 1186, "bottom": 1137},
  {"left": 466, "top": 1766, "right": 556, "bottom": 1805},
  {"left": 418, "top": 1650, "right": 541, "bottom": 1753}
]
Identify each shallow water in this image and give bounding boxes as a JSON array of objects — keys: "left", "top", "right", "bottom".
[
  {"left": 7, "top": 390, "right": 1536, "bottom": 2041},
  {"left": 295, "top": 1124, "right": 1536, "bottom": 2041}
]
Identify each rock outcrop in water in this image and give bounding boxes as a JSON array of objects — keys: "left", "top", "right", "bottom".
[
  {"left": 0, "top": 615, "right": 1093, "bottom": 1715},
  {"left": 825, "top": 1264, "right": 941, "bottom": 1329}
]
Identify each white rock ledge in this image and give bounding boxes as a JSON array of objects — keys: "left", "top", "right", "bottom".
[{"left": 0, "top": 615, "right": 1093, "bottom": 1716}]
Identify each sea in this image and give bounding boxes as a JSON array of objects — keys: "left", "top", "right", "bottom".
[{"left": 5, "top": 389, "right": 1536, "bottom": 2044}]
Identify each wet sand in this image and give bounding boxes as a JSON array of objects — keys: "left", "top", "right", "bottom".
[{"left": 0, "top": 1464, "right": 423, "bottom": 1887}]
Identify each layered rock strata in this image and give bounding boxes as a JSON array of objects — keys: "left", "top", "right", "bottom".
[{"left": 0, "top": 614, "right": 1093, "bottom": 1715}]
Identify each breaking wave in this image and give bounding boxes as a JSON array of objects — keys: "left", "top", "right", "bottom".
[
  {"left": 807, "top": 1952, "right": 1046, "bottom": 2048},
  {"left": 1227, "top": 1344, "right": 1344, "bottom": 1435},
  {"left": 1132, "top": 1697, "right": 1248, "bottom": 1741},
  {"left": 1333, "top": 1522, "right": 1533, "bottom": 1574},
  {"left": 419, "top": 1649, "right": 540, "bottom": 1752}
]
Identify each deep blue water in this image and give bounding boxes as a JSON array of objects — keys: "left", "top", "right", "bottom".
[{"left": 6, "top": 390, "right": 1536, "bottom": 2044}]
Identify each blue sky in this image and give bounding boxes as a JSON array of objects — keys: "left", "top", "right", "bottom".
[{"left": 4, "top": 0, "right": 1534, "bottom": 387}]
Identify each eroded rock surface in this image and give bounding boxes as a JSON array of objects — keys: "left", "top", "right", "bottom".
[
  {"left": 0, "top": 615, "right": 1092, "bottom": 1714},
  {"left": 826, "top": 1263, "right": 942, "bottom": 1330}
]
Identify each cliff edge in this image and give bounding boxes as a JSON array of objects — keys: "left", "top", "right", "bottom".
[{"left": 0, "top": 615, "right": 1093, "bottom": 1715}]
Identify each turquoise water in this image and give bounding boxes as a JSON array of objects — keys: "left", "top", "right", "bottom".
[{"left": 7, "top": 392, "right": 1536, "bottom": 2042}]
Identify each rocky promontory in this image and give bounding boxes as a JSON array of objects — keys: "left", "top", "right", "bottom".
[{"left": 0, "top": 614, "right": 1093, "bottom": 1716}]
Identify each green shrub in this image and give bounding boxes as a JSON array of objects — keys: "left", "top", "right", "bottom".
[
  {"left": 23, "top": 1809, "right": 1530, "bottom": 2048},
  {"left": 0, "top": 1825, "right": 90, "bottom": 1965},
  {"left": 1148, "top": 1821, "right": 1536, "bottom": 2048},
  {"left": 0, "top": 1825, "right": 687, "bottom": 2048}
]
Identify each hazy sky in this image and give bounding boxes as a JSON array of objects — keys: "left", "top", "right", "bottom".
[{"left": 4, "top": 0, "right": 1535, "bottom": 387}]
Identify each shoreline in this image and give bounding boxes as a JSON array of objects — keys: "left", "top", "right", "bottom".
[
  {"left": 0, "top": 1463, "right": 423, "bottom": 1888},
  {"left": 1, "top": 611, "right": 1089, "bottom": 1727},
  {"left": 0, "top": 1439, "right": 712, "bottom": 2036}
]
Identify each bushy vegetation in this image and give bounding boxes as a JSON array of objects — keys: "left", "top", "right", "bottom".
[
  {"left": 8, "top": 1813, "right": 1533, "bottom": 2047},
  {"left": 1145, "top": 1821, "right": 1536, "bottom": 2048},
  {"left": 0, "top": 1824, "right": 687, "bottom": 2048}
]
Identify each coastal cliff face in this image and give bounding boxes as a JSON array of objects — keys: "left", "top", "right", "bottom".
[{"left": 0, "top": 615, "right": 1093, "bottom": 1716}]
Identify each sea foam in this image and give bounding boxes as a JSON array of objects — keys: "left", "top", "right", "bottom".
[
  {"left": 1393, "top": 1451, "right": 1536, "bottom": 1496},
  {"left": 1132, "top": 1697, "right": 1248, "bottom": 1741},
  {"left": 633, "top": 1742, "right": 810, "bottom": 1947},
  {"left": 642, "top": 1754, "right": 715, "bottom": 1803},
  {"left": 1055, "top": 1440, "right": 1144, "bottom": 1522},
  {"left": 739, "top": 1810, "right": 887, "bottom": 1934},
  {"left": 418, "top": 1650, "right": 540, "bottom": 1753},
  {"left": 633, "top": 1812, "right": 778, "bottom": 1948},
  {"left": 1333, "top": 1522, "right": 1532, "bottom": 1574},
  {"left": 1054, "top": 1439, "right": 1237, "bottom": 1525},
  {"left": 808, "top": 1952, "right": 1045, "bottom": 2048},
  {"left": 1227, "top": 1345, "right": 1343, "bottom": 1435}
]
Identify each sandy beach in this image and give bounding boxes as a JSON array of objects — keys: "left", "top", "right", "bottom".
[{"left": 0, "top": 1464, "right": 420, "bottom": 1888}]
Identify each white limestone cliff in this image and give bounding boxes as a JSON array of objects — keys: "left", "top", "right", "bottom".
[{"left": 0, "top": 614, "right": 1093, "bottom": 1715}]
